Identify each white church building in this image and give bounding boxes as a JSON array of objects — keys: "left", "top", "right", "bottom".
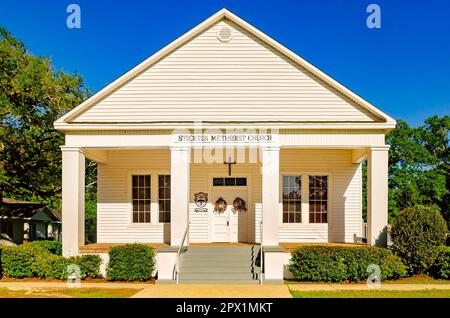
[{"left": 55, "top": 9, "right": 395, "bottom": 283}]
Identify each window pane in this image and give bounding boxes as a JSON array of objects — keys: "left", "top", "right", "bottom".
[
  {"left": 158, "top": 175, "right": 171, "bottom": 223},
  {"left": 235, "top": 178, "right": 247, "bottom": 186},
  {"left": 132, "top": 175, "right": 151, "bottom": 223},
  {"left": 309, "top": 176, "right": 327, "bottom": 224},
  {"left": 225, "top": 178, "right": 235, "bottom": 186},
  {"left": 282, "top": 176, "right": 302, "bottom": 223}
]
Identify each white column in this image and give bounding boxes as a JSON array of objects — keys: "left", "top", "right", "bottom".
[
  {"left": 261, "top": 147, "right": 280, "bottom": 246},
  {"left": 367, "top": 146, "right": 389, "bottom": 247},
  {"left": 170, "top": 147, "right": 190, "bottom": 246},
  {"left": 61, "top": 146, "right": 85, "bottom": 256}
]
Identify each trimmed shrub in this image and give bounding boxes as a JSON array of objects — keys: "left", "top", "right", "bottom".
[
  {"left": 68, "top": 255, "right": 102, "bottom": 279},
  {"left": 107, "top": 244, "right": 154, "bottom": 281},
  {"left": 390, "top": 206, "right": 448, "bottom": 274},
  {"left": 1, "top": 244, "right": 44, "bottom": 278},
  {"left": 289, "top": 246, "right": 406, "bottom": 282},
  {"left": 33, "top": 252, "right": 69, "bottom": 279},
  {"left": 1, "top": 244, "right": 101, "bottom": 280},
  {"left": 429, "top": 247, "right": 450, "bottom": 279},
  {"left": 28, "top": 240, "right": 62, "bottom": 256}
]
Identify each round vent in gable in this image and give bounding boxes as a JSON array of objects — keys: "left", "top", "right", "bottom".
[{"left": 217, "top": 26, "right": 233, "bottom": 42}]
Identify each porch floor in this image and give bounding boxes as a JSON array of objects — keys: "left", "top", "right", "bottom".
[{"left": 79, "top": 242, "right": 366, "bottom": 254}]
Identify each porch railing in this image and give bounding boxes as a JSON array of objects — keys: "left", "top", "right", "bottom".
[{"left": 174, "top": 222, "right": 189, "bottom": 284}]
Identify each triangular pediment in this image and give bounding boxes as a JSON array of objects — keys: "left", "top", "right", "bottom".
[{"left": 55, "top": 9, "right": 395, "bottom": 129}]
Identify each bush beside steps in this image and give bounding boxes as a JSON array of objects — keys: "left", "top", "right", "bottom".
[
  {"left": 106, "top": 243, "right": 155, "bottom": 281},
  {"left": 289, "top": 246, "right": 407, "bottom": 282}
]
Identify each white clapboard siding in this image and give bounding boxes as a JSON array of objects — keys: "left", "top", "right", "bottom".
[
  {"left": 97, "top": 148, "right": 361, "bottom": 244},
  {"left": 279, "top": 149, "right": 362, "bottom": 243},
  {"left": 75, "top": 20, "right": 377, "bottom": 123},
  {"left": 97, "top": 149, "right": 171, "bottom": 243},
  {"left": 189, "top": 203, "right": 209, "bottom": 242},
  {"left": 254, "top": 203, "right": 262, "bottom": 243}
]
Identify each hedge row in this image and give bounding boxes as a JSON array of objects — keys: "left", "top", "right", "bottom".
[
  {"left": 27, "top": 240, "right": 62, "bottom": 256},
  {"left": 106, "top": 244, "right": 155, "bottom": 281},
  {"left": 289, "top": 246, "right": 407, "bottom": 282},
  {"left": 0, "top": 242, "right": 101, "bottom": 279},
  {"left": 0, "top": 242, "right": 156, "bottom": 281}
]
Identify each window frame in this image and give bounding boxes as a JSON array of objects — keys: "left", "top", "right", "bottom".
[
  {"left": 158, "top": 175, "right": 171, "bottom": 223},
  {"left": 281, "top": 175, "right": 302, "bottom": 224},
  {"left": 131, "top": 174, "right": 152, "bottom": 224},
  {"left": 279, "top": 172, "right": 331, "bottom": 226},
  {"left": 127, "top": 170, "right": 170, "bottom": 227},
  {"left": 308, "top": 175, "right": 329, "bottom": 224}
]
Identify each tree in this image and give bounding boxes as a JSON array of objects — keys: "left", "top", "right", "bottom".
[
  {"left": 386, "top": 117, "right": 449, "bottom": 225},
  {"left": 390, "top": 206, "right": 447, "bottom": 274},
  {"left": 0, "top": 27, "right": 90, "bottom": 208},
  {"left": 362, "top": 116, "right": 449, "bottom": 225}
]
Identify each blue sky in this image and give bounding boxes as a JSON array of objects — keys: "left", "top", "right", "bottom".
[{"left": 1, "top": 0, "right": 449, "bottom": 126}]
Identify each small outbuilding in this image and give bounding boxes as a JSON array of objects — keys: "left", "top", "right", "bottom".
[{"left": 0, "top": 198, "right": 61, "bottom": 245}]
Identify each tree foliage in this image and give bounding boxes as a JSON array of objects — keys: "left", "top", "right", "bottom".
[
  {"left": 390, "top": 206, "right": 448, "bottom": 274},
  {"left": 0, "top": 27, "right": 90, "bottom": 208},
  {"left": 387, "top": 116, "right": 449, "bottom": 224}
]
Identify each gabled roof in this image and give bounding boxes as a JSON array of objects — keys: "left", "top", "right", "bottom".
[
  {"left": 1, "top": 198, "right": 61, "bottom": 222},
  {"left": 55, "top": 8, "right": 396, "bottom": 130}
]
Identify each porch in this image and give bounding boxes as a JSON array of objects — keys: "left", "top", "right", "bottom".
[{"left": 79, "top": 242, "right": 367, "bottom": 254}]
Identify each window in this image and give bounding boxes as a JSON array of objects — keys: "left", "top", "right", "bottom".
[
  {"left": 29, "top": 223, "right": 36, "bottom": 241},
  {"left": 282, "top": 176, "right": 302, "bottom": 223},
  {"left": 158, "top": 175, "right": 171, "bottom": 223},
  {"left": 213, "top": 177, "right": 247, "bottom": 187},
  {"left": 132, "top": 175, "right": 151, "bottom": 223},
  {"left": 309, "top": 176, "right": 328, "bottom": 223}
]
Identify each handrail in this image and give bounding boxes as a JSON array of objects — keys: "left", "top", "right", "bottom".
[
  {"left": 259, "top": 221, "right": 263, "bottom": 285},
  {"left": 175, "top": 222, "right": 190, "bottom": 284}
]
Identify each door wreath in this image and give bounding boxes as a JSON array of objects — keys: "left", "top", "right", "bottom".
[
  {"left": 214, "top": 197, "right": 227, "bottom": 214},
  {"left": 232, "top": 197, "right": 247, "bottom": 213}
]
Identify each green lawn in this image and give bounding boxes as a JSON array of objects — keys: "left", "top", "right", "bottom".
[
  {"left": 0, "top": 287, "right": 141, "bottom": 298},
  {"left": 290, "top": 289, "right": 450, "bottom": 298},
  {"left": 285, "top": 274, "right": 450, "bottom": 285}
]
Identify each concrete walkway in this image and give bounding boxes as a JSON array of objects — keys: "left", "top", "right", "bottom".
[
  {"left": 131, "top": 284, "right": 292, "bottom": 298},
  {"left": 2, "top": 281, "right": 450, "bottom": 298}
]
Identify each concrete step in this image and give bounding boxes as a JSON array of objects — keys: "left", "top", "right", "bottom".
[
  {"left": 189, "top": 245, "right": 255, "bottom": 250},
  {"left": 180, "top": 265, "right": 254, "bottom": 272},
  {"left": 185, "top": 250, "right": 256, "bottom": 256},
  {"left": 178, "top": 278, "right": 260, "bottom": 285},
  {"left": 177, "top": 245, "right": 260, "bottom": 284},
  {"left": 181, "top": 259, "right": 253, "bottom": 267},
  {"left": 179, "top": 272, "right": 257, "bottom": 280}
]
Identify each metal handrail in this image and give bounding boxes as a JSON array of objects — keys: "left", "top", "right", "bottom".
[
  {"left": 259, "top": 221, "right": 263, "bottom": 285},
  {"left": 175, "top": 222, "right": 190, "bottom": 284}
]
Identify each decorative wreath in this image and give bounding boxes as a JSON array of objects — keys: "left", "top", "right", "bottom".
[
  {"left": 214, "top": 197, "right": 228, "bottom": 214},
  {"left": 232, "top": 197, "right": 247, "bottom": 213}
]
